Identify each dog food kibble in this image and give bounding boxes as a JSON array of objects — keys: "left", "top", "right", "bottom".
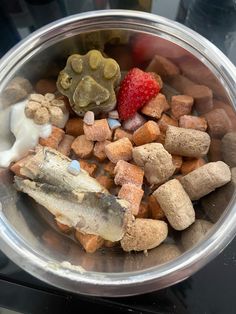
[
  {"left": 75, "top": 230, "right": 104, "bottom": 253},
  {"left": 96, "top": 175, "right": 113, "bottom": 190},
  {"left": 105, "top": 137, "right": 133, "bottom": 163},
  {"left": 221, "top": 132, "right": 236, "bottom": 167},
  {"left": 108, "top": 110, "right": 119, "bottom": 119},
  {"left": 146, "top": 54, "right": 180, "bottom": 79},
  {"left": 71, "top": 135, "right": 94, "bottom": 158},
  {"left": 133, "top": 121, "right": 160, "bottom": 146},
  {"left": 183, "top": 84, "right": 213, "bottom": 114},
  {"left": 172, "top": 155, "right": 183, "bottom": 174},
  {"left": 203, "top": 108, "right": 232, "bottom": 139},
  {"left": 153, "top": 179, "right": 195, "bottom": 230},
  {"left": 65, "top": 118, "right": 84, "bottom": 137},
  {"left": 158, "top": 113, "right": 178, "bottom": 132},
  {"left": 114, "top": 160, "right": 144, "bottom": 188},
  {"left": 84, "top": 119, "right": 112, "bottom": 141},
  {"left": 93, "top": 140, "right": 111, "bottom": 161},
  {"left": 35, "top": 79, "right": 57, "bottom": 95},
  {"left": 39, "top": 126, "right": 64, "bottom": 149},
  {"left": 180, "top": 161, "right": 231, "bottom": 200},
  {"left": 164, "top": 125, "right": 211, "bottom": 158},
  {"left": 133, "top": 143, "right": 175, "bottom": 185},
  {"left": 120, "top": 218, "right": 168, "bottom": 252},
  {"left": 152, "top": 244, "right": 182, "bottom": 264},
  {"left": 148, "top": 195, "right": 165, "bottom": 220},
  {"left": 180, "top": 158, "right": 205, "bottom": 175},
  {"left": 83, "top": 111, "right": 95, "bottom": 125},
  {"left": 181, "top": 219, "right": 213, "bottom": 250},
  {"left": 171, "top": 95, "right": 193, "bottom": 119},
  {"left": 107, "top": 118, "right": 121, "bottom": 130},
  {"left": 56, "top": 221, "right": 72, "bottom": 233},
  {"left": 118, "top": 184, "right": 144, "bottom": 215},
  {"left": 104, "top": 161, "right": 116, "bottom": 176},
  {"left": 113, "top": 128, "right": 133, "bottom": 143},
  {"left": 122, "top": 112, "right": 146, "bottom": 131},
  {"left": 179, "top": 115, "right": 207, "bottom": 132},
  {"left": 208, "top": 139, "right": 222, "bottom": 162},
  {"left": 141, "top": 93, "right": 169, "bottom": 119},
  {"left": 136, "top": 202, "right": 149, "bottom": 218},
  {"left": 79, "top": 160, "right": 97, "bottom": 176},
  {"left": 58, "top": 134, "right": 74, "bottom": 156}
]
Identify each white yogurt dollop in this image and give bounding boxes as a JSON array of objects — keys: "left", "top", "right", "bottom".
[{"left": 0, "top": 100, "right": 52, "bottom": 168}]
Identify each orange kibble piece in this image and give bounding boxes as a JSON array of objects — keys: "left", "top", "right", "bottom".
[
  {"left": 171, "top": 95, "right": 194, "bottom": 119},
  {"left": 148, "top": 195, "right": 165, "bottom": 220},
  {"left": 158, "top": 114, "right": 178, "bottom": 132},
  {"left": 84, "top": 119, "right": 112, "bottom": 142},
  {"left": 141, "top": 93, "right": 169, "bottom": 119},
  {"left": 79, "top": 160, "right": 97, "bottom": 177},
  {"left": 179, "top": 115, "right": 207, "bottom": 132},
  {"left": 133, "top": 121, "right": 160, "bottom": 146},
  {"left": 39, "top": 126, "right": 64, "bottom": 149},
  {"left": 96, "top": 175, "right": 113, "bottom": 190},
  {"left": 136, "top": 202, "right": 149, "bottom": 218},
  {"left": 93, "top": 140, "right": 111, "bottom": 161},
  {"left": 104, "top": 161, "right": 116, "bottom": 177},
  {"left": 172, "top": 155, "right": 183, "bottom": 174},
  {"left": 180, "top": 158, "right": 206, "bottom": 175},
  {"left": 114, "top": 160, "right": 144, "bottom": 188},
  {"left": 65, "top": 118, "right": 84, "bottom": 137},
  {"left": 75, "top": 231, "right": 104, "bottom": 253},
  {"left": 113, "top": 128, "right": 133, "bottom": 143},
  {"left": 105, "top": 137, "right": 133, "bottom": 163},
  {"left": 71, "top": 135, "right": 94, "bottom": 158},
  {"left": 58, "top": 134, "right": 74, "bottom": 156},
  {"left": 10, "top": 154, "right": 33, "bottom": 177},
  {"left": 118, "top": 184, "right": 144, "bottom": 215},
  {"left": 56, "top": 220, "right": 72, "bottom": 233}
]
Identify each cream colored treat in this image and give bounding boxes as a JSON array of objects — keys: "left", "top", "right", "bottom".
[
  {"left": 153, "top": 179, "right": 195, "bottom": 230},
  {"left": 181, "top": 219, "right": 213, "bottom": 250},
  {"left": 151, "top": 244, "right": 182, "bottom": 264},
  {"left": 164, "top": 125, "right": 211, "bottom": 158},
  {"left": 221, "top": 132, "right": 236, "bottom": 167},
  {"left": 132, "top": 143, "right": 175, "bottom": 185},
  {"left": 120, "top": 218, "right": 168, "bottom": 252},
  {"left": 180, "top": 161, "right": 231, "bottom": 200}
]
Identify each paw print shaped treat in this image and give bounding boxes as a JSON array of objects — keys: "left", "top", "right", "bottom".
[
  {"left": 25, "top": 93, "right": 68, "bottom": 128},
  {"left": 56, "top": 50, "right": 121, "bottom": 116}
]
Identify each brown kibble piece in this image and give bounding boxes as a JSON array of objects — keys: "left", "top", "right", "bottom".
[
  {"left": 148, "top": 195, "right": 165, "bottom": 220},
  {"left": 65, "top": 118, "right": 84, "bottom": 137},
  {"left": 141, "top": 93, "right": 169, "bottom": 119},
  {"left": 79, "top": 160, "right": 97, "bottom": 176},
  {"left": 84, "top": 119, "right": 112, "bottom": 142},
  {"left": 56, "top": 221, "right": 72, "bottom": 233},
  {"left": 183, "top": 84, "right": 213, "bottom": 114},
  {"left": 58, "top": 134, "right": 74, "bottom": 156},
  {"left": 158, "top": 114, "right": 178, "bottom": 132},
  {"left": 35, "top": 79, "right": 57, "bottom": 95},
  {"left": 113, "top": 128, "right": 133, "bottom": 143},
  {"left": 153, "top": 179, "right": 195, "bottom": 230},
  {"left": 39, "top": 126, "right": 64, "bottom": 149},
  {"left": 96, "top": 175, "right": 113, "bottom": 190},
  {"left": 71, "top": 135, "right": 94, "bottom": 158},
  {"left": 171, "top": 95, "right": 194, "bottom": 119},
  {"left": 118, "top": 184, "right": 144, "bottom": 215},
  {"left": 172, "top": 155, "right": 183, "bottom": 174},
  {"left": 136, "top": 202, "right": 149, "bottom": 218},
  {"left": 180, "top": 158, "right": 205, "bottom": 175},
  {"left": 121, "top": 218, "right": 168, "bottom": 252},
  {"left": 105, "top": 137, "right": 133, "bottom": 163},
  {"left": 104, "top": 161, "right": 116, "bottom": 177},
  {"left": 114, "top": 160, "right": 144, "bottom": 188},
  {"left": 179, "top": 115, "right": 207, "bottom": 132},
  {"left": 221, "top": 132, "right": 236, "bottom": 167},
  {"left": 168, "top": 74, "right": 195, "bottom": 94},
  {"left": 133, "top": 121, "right": 160, "bottom": 146},
  {"left": 208, "top": 139, "right": 222, "bottom": 162},
  {"left": 203, "top": 108, "right": 232, "bottom": 139},
  {"left": 75, "top": 230, "right": 104, "bottom": 253},
  {"left": 93, "top": 140, "right": 111, "bottom": 161},
  {"left": 155, "top": 131, "right": 166, "bottom": 145},
  {"left": 146, "top": 55, "right": 180, "bottom": 79},
  {"left": 213, "top": 99, "right": 236, "bottom": 131},
  {"left": 34, "top": 107, "right": 50, "bottom": 124}
]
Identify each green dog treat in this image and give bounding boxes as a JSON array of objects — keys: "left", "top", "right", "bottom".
[{"left": 57, "top": 50, "right": 121, "bottom": 116}]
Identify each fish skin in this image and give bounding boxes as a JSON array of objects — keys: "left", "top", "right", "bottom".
[{"left": 14, "top": 176, "right": 131, "bottom": 242}]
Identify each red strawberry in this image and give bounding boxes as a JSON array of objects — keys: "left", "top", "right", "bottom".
[{"left": 117, "top": 68, "right": 160, "bottom": 120}]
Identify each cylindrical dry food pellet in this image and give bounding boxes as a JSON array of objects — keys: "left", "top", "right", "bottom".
[
  {"left": 120, "top": 218, "right": 168, "bottom": 252},
  {"left": 164, "top": 125, "right": 210, "bottom": 158},
  {"left": 153, "top": 179, "right": 195, "bottom": 231},
  {"left": 180, "top": 161, "right": 231, "bottom": 200},
  {"left": 221, "top": 132, "right": 236, "bottom": 167},
  {"left": 181, "top": 219, "right": 213, "bottom": 250}
]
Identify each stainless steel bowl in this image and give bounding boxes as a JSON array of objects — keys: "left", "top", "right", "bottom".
[{"left": 0, "top": 10, "right": 236, "bottom": 297}]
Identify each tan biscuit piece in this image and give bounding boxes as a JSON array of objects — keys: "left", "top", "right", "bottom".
[
  {"left": 136, "top": 202, "right": 149, "bottom": 218},
  {"left": 181, "top": 219, "right": 213, "bottom": 251},
  {"left": 114, "top": 160, "right": 144, "bottom": 188},
  {"left": 180, "top": 161, "right": 231, "bottom": 200},
  {"left": 65, "top": 118, "right": 84, "bottom": 137},
  {"left": 221, "top": 132, "right": 236, "bottom": 167},
  {"left": 113, "top": 128, "right": 133, "bottom": 143},
  {"left": 158, "top": 114, "right": 178, "bottom": 132},
  {"left": 151, "top": 244, "right": 182, "bottom": 264},
  {"left": 79, "top": 160, "right": 97, "bottom": 177},
  {"left": 180, "top": 158, "right": 206, "bottom": 175},
  {"left": 132, "top": 143, "right": 175, "bottom": 185},
  {"left": 39, "top": 126, "right": 64, "bottom": 149},
  {"left": 141, "top": 93, "right": 169, "bottom": 119},
  {"left": 120, "top": 218, "right": 168, "bottom": 252},
  {"left": 208, "top": 139, "right": 222, "bottom": 162},
  {"left": 133, "top": 121, "right": 160, "bottom": 146},
  {"left": 172, "top": 155, "right": 183, "bottom": 174},
  {"left": 153, "top": 179, "right": 195, "bottom": 230},
  {"left": 183, "top": 84, "right": 213, "bottom": 114},
  {"left": 34, "top": 107, "right": 50, "bottom": 125},
  {"left": 171, "top": 95, "right": 194, "bottom": 119},
  {"left": 179, "top": 115, "right": 207, "bottom": 132},
  {"left": 96, "top": 175, "right": 113, "bottom": 190},
  {"left": 35, "top": 79, "right": 57, "bottom": 95},
  {"left": 148, "top": 195, "right": 165, "bottom": 220},
  {"left": 105, "top": 137, "right": 133, "bottom": 163},
  {"left": 203, "top": 108, "right": 232, "bottom": 139},
  {"left": 118, "top": 184, "right": 144, "bottom": 216},
  {"left": 58, "top": 134, "right": 74, "bottom": 156},
  {"left": 146, "top": 54, "right": 180, "bottom": 79},
  {"left": 71, "top": 135, "right": 94, "bottom": 158},
  {"left": 164, "top": 125, "right": 211, "bottom": 158},
  {"left": 75, "top": 230, "right": 104, "bottom": 253},
  {"left": 84, "top": 119, "right": 112, "bottom": 141},
  {"left": 93, "top": 140, "right": 111, "bottom": 161}
]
